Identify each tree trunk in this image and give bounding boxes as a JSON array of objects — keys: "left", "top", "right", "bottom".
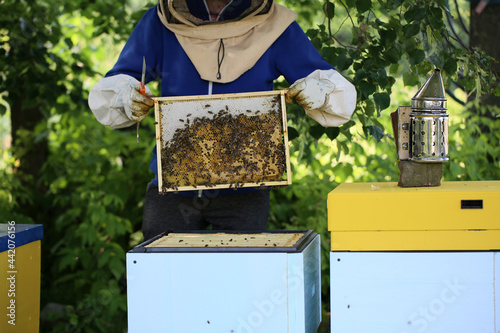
[
  {"left": 469, "top": 2, "right": 500, "bottom": 107},
  {"left": 468, "top": 2, "right": 499, "bottom": 167}
]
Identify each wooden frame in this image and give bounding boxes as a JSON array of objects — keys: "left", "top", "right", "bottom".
[{"left": 153, "top": 90, "right": 291, "bottom": 193}]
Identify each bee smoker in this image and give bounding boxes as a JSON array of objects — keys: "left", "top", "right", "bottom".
[
  {"left": 409, "top": 69, "right": 449, "bottom": 162},
  {"left": 391, "top": 69, "right": 449, "bottom": 187}
]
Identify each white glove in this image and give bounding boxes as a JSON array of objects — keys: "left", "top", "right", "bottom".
[
  {"left": 286, "top": 77, "right": 335, "bottom": 110},
  {"left": 286, "top": 70, "right": 357, "bottom": 127},
  {"left": 119, "top": 80, "right": 155, "bottom": 122}
]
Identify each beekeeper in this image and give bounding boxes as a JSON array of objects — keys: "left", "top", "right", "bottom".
[{"left": 88, "top": 0, "right": 357, "bottom": 240}]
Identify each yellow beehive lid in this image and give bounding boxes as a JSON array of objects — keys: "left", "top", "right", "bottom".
[{"left": 328, "top": 181, "right": 500, "bottom": 251}]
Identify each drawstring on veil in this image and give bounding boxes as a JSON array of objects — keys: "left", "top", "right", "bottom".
[{"left": 216, "top": 38, "right": 225, "bottom": 80}]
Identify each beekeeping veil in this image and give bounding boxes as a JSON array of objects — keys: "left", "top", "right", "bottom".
[{"left": 157, "top": 0, "right": 297, "bottom": 83}]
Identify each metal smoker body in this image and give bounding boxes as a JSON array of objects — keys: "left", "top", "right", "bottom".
[
  {"left": 396, "top": 69, "right": 449, "bottom": 163},
  {"left": 409, "top": 69, "right": 449, "bottom": 162}
]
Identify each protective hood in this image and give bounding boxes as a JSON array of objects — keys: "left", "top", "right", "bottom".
[{"left": 157, "top": 0, "right": 297, "bottom": 83}]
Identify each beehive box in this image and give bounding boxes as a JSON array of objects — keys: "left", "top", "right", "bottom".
[
  {"left": 327, "top": 181, "right": 500, "bottom": 332},
  {"left": 127, "top": 231, "right": 321, "bottom": 333},
  {"left": 153, "top": 91, "right": 291, "bottom": 193},
  {"left": 0, "top": 224, "right": 43, "bottom": 333}
]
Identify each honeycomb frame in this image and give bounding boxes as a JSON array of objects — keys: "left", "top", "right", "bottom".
[{"left": 153, "top": 90, "right": 291, "bottom": 193}]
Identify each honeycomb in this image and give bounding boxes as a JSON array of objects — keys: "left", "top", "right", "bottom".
[{"left": 154, "top": 91, "right": 291, "bottom": 193}]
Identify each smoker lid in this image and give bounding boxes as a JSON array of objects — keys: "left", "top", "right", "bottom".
[
  {"left": 412, "top": 69, "right": 447, "bottom": 111},
  {"left": 129, "top": 230, "right": 317, "bottom": 253}
]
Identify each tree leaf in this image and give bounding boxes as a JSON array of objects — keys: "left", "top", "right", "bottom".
[
  {"left": 373, "top": 92, "right": 391, "bottom": 111},
  {"left": 409, "top": 49, "right": 426, "bottom": 65},
  {"left": 345, "top": 0, "right": 357, "bottom": 8},
  {"left": 287, "top": 126, "right": 300, "bottom": 141},
  {"left": 324, "top": 1, "right": 335, "bottom": 19},
  {"left": 358, "top": 80, "right": 376, "bottom": 98},
  {"left": 335, "top": 51, "right": 352, "bottom": 71},
  {"left": 379, "top": 28, "right": 397, "bottom": 46},
  {"left": 376, "top": 68, "right": 388, "bottom": 88},
  {"left": 492, "top": 84, "right": 500, "bottom": 97},
  {"left": 306, "top": 29, "right": 318, "bottom": 39},
  {"left": 356, "top": 0, "right": 372, "bottom": 13},
  {"left": 403, "top": 71, "right": 420, "bottom": 86},
  {"left": 403, "top": 23, "right": 421, "bottom": 38},
  {"left": 311, "top": 37, "right": 322, "bottom": 51},
  {"left": 322, "top": 46, "right": 338, "bottom": 64},
  {"left": 325, "top": 127, "right": 340, "bottom": 140},
  {"left": 443, "top": 58, "right": 457, "bottom": 75},
  {"left": 404, "top": 7, "right": 425, "bottom": 23},
  {"left": 366, "top": 125, "right": 384, "bottom": 141},
  {"left": 309, "top": 124, "right": 325, "bottom": 140},
  {"left": 384, "top": 47, "right": 401, "bottom": 64}
]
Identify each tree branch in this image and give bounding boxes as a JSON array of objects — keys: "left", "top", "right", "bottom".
[{"left": 338, "top": 0, "right": 358, "bottom": 39}]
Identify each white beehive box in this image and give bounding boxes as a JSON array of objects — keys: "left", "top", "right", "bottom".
[
  {"left": 330, "top": 252, "right": 499, "bottom": 333},
  {"left": 127, "top": 231, "right": 321, "bottom": 333}
]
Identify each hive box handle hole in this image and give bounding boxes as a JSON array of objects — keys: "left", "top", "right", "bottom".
[{"left": 461, "top": 200, "right": 483, "bottom": 209}]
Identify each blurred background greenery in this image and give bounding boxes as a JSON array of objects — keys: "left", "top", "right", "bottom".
[{"left": 1, "top": 0, "right": 499, "bottom": 331}]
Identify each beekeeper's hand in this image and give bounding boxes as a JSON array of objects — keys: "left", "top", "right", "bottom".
[
  {"left": 120, "top": 81, "right": 155, "bottom": 122},
  {"left": 286, "top": 77, "right": 335, "bottom": 110},
  {"left": 285, "top": 70, "right": 356, "bottom": 127}
]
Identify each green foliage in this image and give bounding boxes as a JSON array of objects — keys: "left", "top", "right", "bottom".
[
  {"left": 445, "top": 103, "right": 500, "bottom": 180},
  {"left": 289, "top": 0, "right": 498, "bottom": 163},
  {"left": 0, "top": 0, "right": 155, "bottom": 331},
  {"left": 34, "top": 109, "right": 155, "bottom": 333},
  {"left": 0, "top": 0, "right": 498, "bottom": 331}
]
